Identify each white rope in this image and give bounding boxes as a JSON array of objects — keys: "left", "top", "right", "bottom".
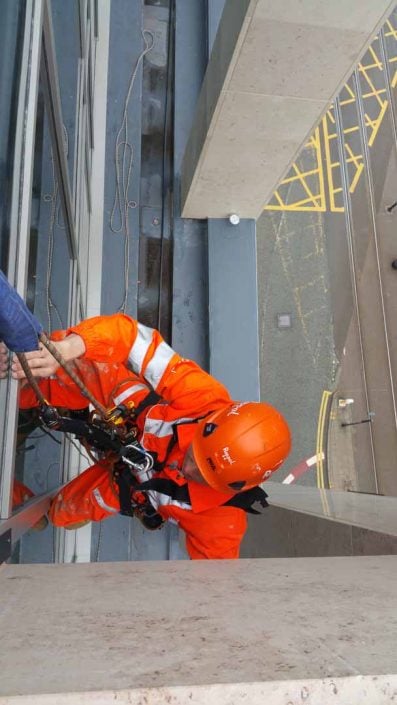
[
  {"left": 56, "top": 126, "right": 69, "bottom": 229},
  {"left": 44, "top": 156, "right": 61, "bottom": 333},
  {"left": 95, "top": 521, "right": 102, "bottom": 562},
  {"left": 44, "top": 124, "right": 69, "bottom": 332},
  {"left": 110, "top": 29, "right": 154, "bottom": 313}
]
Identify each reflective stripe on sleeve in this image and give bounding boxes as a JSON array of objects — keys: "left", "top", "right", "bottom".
[
  {"left": 92, "top": 488, "right": 118, "bottom": 514},
  {"left": 144, "top": 341, "right": 175, "bottom": 390},
  {"left": 147, "top": 489, "right": 191, "bottom": 513},
  {"left": 128, "top": 323, "right": 154, "bottom": 374},
  {"left": 113, "top": 383, "right": 148, "bottom": 406},
  {"left": 144, "top": 415, "right": 196, "bottom": 438}
]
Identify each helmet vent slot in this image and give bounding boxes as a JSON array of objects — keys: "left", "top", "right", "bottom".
[{"left": 203, "top": 422, "right": 217, "bottom": 437}]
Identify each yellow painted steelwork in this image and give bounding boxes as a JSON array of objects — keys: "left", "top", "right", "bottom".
[
  {"left": 264, "top": 22, "right": 397, "bottom": 213},
  {"left": 316, "top": 390, "right": 332, "bottom": 490}
]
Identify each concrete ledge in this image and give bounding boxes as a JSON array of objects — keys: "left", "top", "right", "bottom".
[
  {"left": 1, "top": 557, "right": 397, "bottom": 701},
  {"left": 181, "top": 0, "right": 396, "bottom": 219},
  {"left": 3, "top": 676, "right": 397, "bottom": 704}
]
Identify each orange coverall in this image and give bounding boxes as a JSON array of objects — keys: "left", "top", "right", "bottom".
[{"left": 19, "top": 320, "right": 248, "bottom": 559}]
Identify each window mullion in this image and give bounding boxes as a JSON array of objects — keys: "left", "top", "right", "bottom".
[{"left": 0, "top": 0, "right": 44, "bottom": 522}]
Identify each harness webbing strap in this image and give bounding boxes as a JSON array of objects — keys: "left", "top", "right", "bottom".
[
  {"left": 113, "top": 464, "right": 137, "bottom": 518},
  {"left": 133, "top": 389, "right": 161, "bottom": 418},
  {"left": 142, "top": 479, "right": 269, "bottom": 515},
  {"left": 139, "top": 477, "right": 190, "bottom": 502},
  {"left": 121, "top": 474, "right": 269, "bottom": 515},
  {"left": 161, "top": 413, "right": 211, "bottom": 463},
  {"left": 224, "top": 486, "right": 269, "bottom": 514},
  {"left": 113, "top": 464, "right": 165, "bottom": 529}
]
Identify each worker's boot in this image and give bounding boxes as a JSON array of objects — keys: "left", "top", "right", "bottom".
[{"left": 32, "top": 515, "right": 49, "bottom": 531}]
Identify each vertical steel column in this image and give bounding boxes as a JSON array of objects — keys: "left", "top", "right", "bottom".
[
  {"left": 207, "top": 218, "right": 260, "bottom": 400},
  {"left": 205, "top": 1, "right": 260, "bottom": 400},
  {"left": 86, "top": 0, "right": 111, "bottom": 319},
  {"left": 42, "top": 0, "right": 78, "bottom": 263},
  {"left": 172, "top": 0, "right": 209, "bottom": 367},
  {"left": 207, "top": 0, "right": 227, "bottom": 54}
]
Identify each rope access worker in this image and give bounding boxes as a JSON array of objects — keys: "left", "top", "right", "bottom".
[{"left": 11, "top": 313, "right": 292, "bottom": 559}]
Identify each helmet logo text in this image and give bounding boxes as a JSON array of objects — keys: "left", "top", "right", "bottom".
[
  {"left": 221, "top": 446, "right": 236, "bottom": 465},
  {"left": 227, "top": 402, "right": 248, "bottom": 417}
]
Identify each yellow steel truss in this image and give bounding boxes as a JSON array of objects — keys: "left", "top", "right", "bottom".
[{"left": 264, "top": 18, "right": 397, "bottom": 213}]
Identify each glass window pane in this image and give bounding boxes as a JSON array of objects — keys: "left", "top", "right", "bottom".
[
  {"left": 0, "top": 1, "right": 26, "bottom": 273},
  {"left": 27, "top": 72, "right": 71, "bottom": 330},
  {"left": 12, "top": 67, "right": 73, "bottom": 562}
]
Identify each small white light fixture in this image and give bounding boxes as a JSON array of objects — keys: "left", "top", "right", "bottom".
[
  {"left": 338, "top": 398, "right": 354, "bottom": 409},
  {"left": 229, "top": 214, "right": 240, "bottom": 225}
]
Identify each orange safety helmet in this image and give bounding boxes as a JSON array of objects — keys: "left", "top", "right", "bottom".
[{"left": 192, "top": 401, "right": 291, "bottom": 494}]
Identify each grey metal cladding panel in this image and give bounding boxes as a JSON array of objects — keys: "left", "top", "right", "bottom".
[
  {"left": 91, "top": 516, "right": 132, "bottom": 563},
  {"left": 91, "top": 515, "right": 176, "bottom": 563},
  {"left": 0, "top": 530, "right": 11, "bottom": 563},
  {"left": 101, "top": 0, "right": 143, "bottom": 316},
  {"left": 208, "top": 218, "right": 260, "bottom": 401},
  {"left": 172, "top": 217, "right": 209, "bottom": 365},
  {"left": 174, "top": 0, "right": 208, "bottom": 171},
  {"left": 172, "top": 0, "right": 209, "bottom": 367}
]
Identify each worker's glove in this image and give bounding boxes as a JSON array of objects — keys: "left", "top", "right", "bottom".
[
  {"left": 133, "top": 504, "right": 164, "bottom": 531},
  {"left": 0, "top": 341, "right": 9, "bottom": 379}
]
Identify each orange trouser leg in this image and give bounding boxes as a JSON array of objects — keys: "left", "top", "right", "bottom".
[
  {"left": 49, "top": 462, "right": 120, "bottom": 528},
  {"left": 12, "top": 480, "right": 48, "bottom": 531},
  {"left": 12, "top": 480, "right": 34, "bottom": 508},
  {"left": 159, "top": 504, "right": 247, "bottom": 560}
]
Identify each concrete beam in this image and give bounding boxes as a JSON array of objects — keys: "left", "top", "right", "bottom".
[{"left": 181, "top": 0, "right": 397, "bottom": 220}]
